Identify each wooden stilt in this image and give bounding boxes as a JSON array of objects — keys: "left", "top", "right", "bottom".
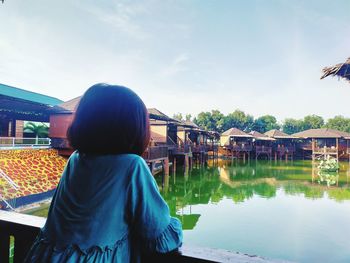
[
  {"left": 185, "top": 155, "right": 189, "bottom": 169},
  {"left": 164, "top": 158, "right": 169, "bottom": 176}
]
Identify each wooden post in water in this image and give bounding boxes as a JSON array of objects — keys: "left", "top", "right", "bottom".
[
  {"left": 173, "top": 157, "right": 177, "bottom": 175},
  {"left": 164, "top": 158, "right": 169, "bottom": 176},
  {"left": 336, "top": 138, "right": 339, "bottom": 161},
  {"left": 347, "top": 140, "right": 350, "bottom": 163},
  {"left": 185, "top": 155, "right": 189, "bottom": 169}
]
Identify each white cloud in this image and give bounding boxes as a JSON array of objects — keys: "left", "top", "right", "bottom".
[
  {"left": 161, "top": 53, "right": 189, "bottom": 77},
  {"left": 81, "top": 1, "right": 149, "bottom": 40}
]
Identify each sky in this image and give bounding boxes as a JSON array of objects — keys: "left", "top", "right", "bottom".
[{"left": 1, "top": 0, "right": 350, "bottom": 122}]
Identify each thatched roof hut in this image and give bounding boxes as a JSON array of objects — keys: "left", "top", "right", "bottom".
[
  {"left": 292, "top": 128, "right": 350, "bottom": 139},
  {"left": 181, "top": 120, "right": 200, "bottom": 129},
  {"left": 148, "top": 108, "right": 179, "bottom": 123},
  {"left": 220, "top": 128, "right": 252, "bottom": 146},
  {"left": 264, "top": 129, "right": 296, "bottom": 139},
  {"left": 249, "top": 131, "right": 275, "bottom": 141},
  {"left": 222, "top": 128, "right": 252, "bottom": 137},
  {"left": 320, "top": 58, "right": 350, "bottom": 83}
]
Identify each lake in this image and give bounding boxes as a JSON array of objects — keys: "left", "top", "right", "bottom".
[{"left": 25, "top": 160, "right": 350, "bottom": 262}]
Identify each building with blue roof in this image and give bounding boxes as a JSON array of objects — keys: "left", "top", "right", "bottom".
[{"left": 0, "top": 83, "right": 63, "bottom": 137}]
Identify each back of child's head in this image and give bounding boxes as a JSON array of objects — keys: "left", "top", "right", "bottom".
[{"left": 67, "top": 83, "right": 150, "bottom": 155}]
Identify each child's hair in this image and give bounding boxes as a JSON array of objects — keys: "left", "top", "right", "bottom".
[{"left": 67, "top": 83, "right": 150, "bottom": 155}]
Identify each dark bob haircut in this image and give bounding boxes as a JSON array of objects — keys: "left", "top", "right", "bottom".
[{"left": 67, "top": 83, "right": 150, "bottom": 155}]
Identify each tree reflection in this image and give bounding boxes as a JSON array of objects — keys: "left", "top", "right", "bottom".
[{"left": 156, "top": 160, "right": 350, "bottom": 230}]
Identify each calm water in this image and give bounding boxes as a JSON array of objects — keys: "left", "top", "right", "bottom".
[
  {"left": 156, "top": 160, "right": 350, "bottom": 263},
  {"left": 26, "top": 160, "right": 350, "bottom": 262}
]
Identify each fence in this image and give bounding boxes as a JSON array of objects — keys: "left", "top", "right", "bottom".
[
  {"left": 0, "top": 137, "right": 51, "bottom": 148},
  {"left": 229, "top": 145, "right": 253, "bottom": 152},
  {"left": 255, "top": 146, "right": 272, "bottom": 153},
  {"left": 142, "top": 146, "right": 168, "bottom": 161},
  {"left": 0, "top": 169, "right": 19, "bottom": 210}
]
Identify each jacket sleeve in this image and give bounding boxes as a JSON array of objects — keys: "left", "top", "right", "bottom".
[{"left": 127, "top": 157, "right": 183, "bottom": 253}]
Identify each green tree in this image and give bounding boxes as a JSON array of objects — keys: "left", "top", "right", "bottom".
[
  {"left": 222, "top": 110, "right": 254, "bottom": 132},
  {"left": 282, "top": 118, "right": 304, "bottom": 134},
  {"left": 185, "top": 114, "right": 192, "bottom": 121},
  {"left": 253, "top": 115, "right": 280, "bottom": 133},
  {"left": 325, "top": 115, "right": 350, "bottom": 132},
  {"left": 302, "top": 115, "right": 324, "bottom": 130},
  {"left": 194, "top": 110, "right": 224, "bottom": 132},
  {"left": 172, "top": 113, "right": 183, "bottom": 121},
  {"left": 24, "top": 122, "right": 49, "bottom": 138}
]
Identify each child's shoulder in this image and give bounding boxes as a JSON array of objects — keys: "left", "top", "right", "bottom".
[
  {"left": 72, "top": 151, "right": 145, "bottom": 167},
  {"left": 115, "top": 153, "right": 144, "bottom": 162}
]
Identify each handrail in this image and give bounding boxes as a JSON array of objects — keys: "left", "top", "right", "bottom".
[
  {"left": 227, "top": 145, "right": 253, "bottom": 151},
  {"left": 314, "top": 147, "right": 338, "bottom": 153},
  {"left": 275, "top": 146, "right": 295, "bottom": 153},
  {"left": 255, "top": 146, "right": 272, "bottom": 153},
  {"left": 0, "top": 169, "right": 19, "bottom": 190},
  {"left": 167, "top": 136, "right": 177, "bottom": 146},
  {"left": 0, "top": 211, "right": 270, "bottom": 263},
  {"left": 142, "top": 146, "right": 168, "bottom": 160},
  {"left": 0, "top": 137, "right": 51, "bottom": 148},
  {"left": 0, "top": 169, "right": 19, "bottom": 210}
]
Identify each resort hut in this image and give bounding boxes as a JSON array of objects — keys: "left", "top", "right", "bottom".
[
  {"left": 148, "top": 108, "right": 179, "bottom": 148},
  {"left": 321, "top": 57, "right": 350, "bottom": 83},
  {"left": 292, "top": 128, "right": 350, "bottom": 161},
  {"left": 176, "top": 120, "right": 217, "bottom": 164},
  {"left": 147, "top": 108, "right": 188, "bottom": 171},
  {"left": 249, "top": 131, "right": 275, "bottom": 160},
  {"left": 220, "top": 128, "right": 253, "bottom": 160},
  {"left": 264, "top": 129, "right": 296, "bottom": 160}
]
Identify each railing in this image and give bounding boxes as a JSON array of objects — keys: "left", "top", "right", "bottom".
[
  {"left": 314, "top": 147, "right": 338, "bottom": 154},
  {"left": 142, "top": 146, "right": 168, "bottom": 161},
  {"left": 276, "top": 146, "right": 295, "bottom": 154},
  {"left": 0, "top": 211, "right": 46, "bottom": 263},
  {"left": 0, "top": 169, "right": 19, "bottom": 190},
  {"left": 192, "top": 145, "right": 206, "bottom": 153},
  {"left": 255, "top": 146, "right": 272, "bottom": 153},
  {"left": 0, "top": 137, "right": 51, "bottom": 148},
  {"left": 207, "top": 144, "right": 218, "bottom": 152},
  {"left": 0, "top": 211, "right": 268, "bottom": 263},
  {"left": 0, "top": 169, "right": 19, "bottom": 210},
  {"left": 174, "top": 144, "right": 191, "bottom": 154},
  {"left": 228, "top": 145, "right": 253, "bottom": 152}
]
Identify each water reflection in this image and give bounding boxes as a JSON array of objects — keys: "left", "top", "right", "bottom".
[
  {"left": 155, "top": 160, "right": 350, "bottom": 262},
  {"left": 157, "top": 160, "right": 350, "bottom": 224}
]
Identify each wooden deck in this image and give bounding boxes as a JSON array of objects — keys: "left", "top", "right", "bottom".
[{"left": 142, "top": 146, "right": 169, "bottom": 175}]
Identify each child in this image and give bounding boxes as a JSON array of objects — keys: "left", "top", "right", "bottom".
[{"left": 25, "top": 84, "right": 183, "bottom": 262}]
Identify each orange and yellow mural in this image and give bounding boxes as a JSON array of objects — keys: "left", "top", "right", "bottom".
[{"left": 0, "top": 149, "right": 67, "bottom": 201}]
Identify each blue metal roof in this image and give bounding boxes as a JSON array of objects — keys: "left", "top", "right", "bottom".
[{"left": 0, "top": 83, "right": 63, "bottom": 105}]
